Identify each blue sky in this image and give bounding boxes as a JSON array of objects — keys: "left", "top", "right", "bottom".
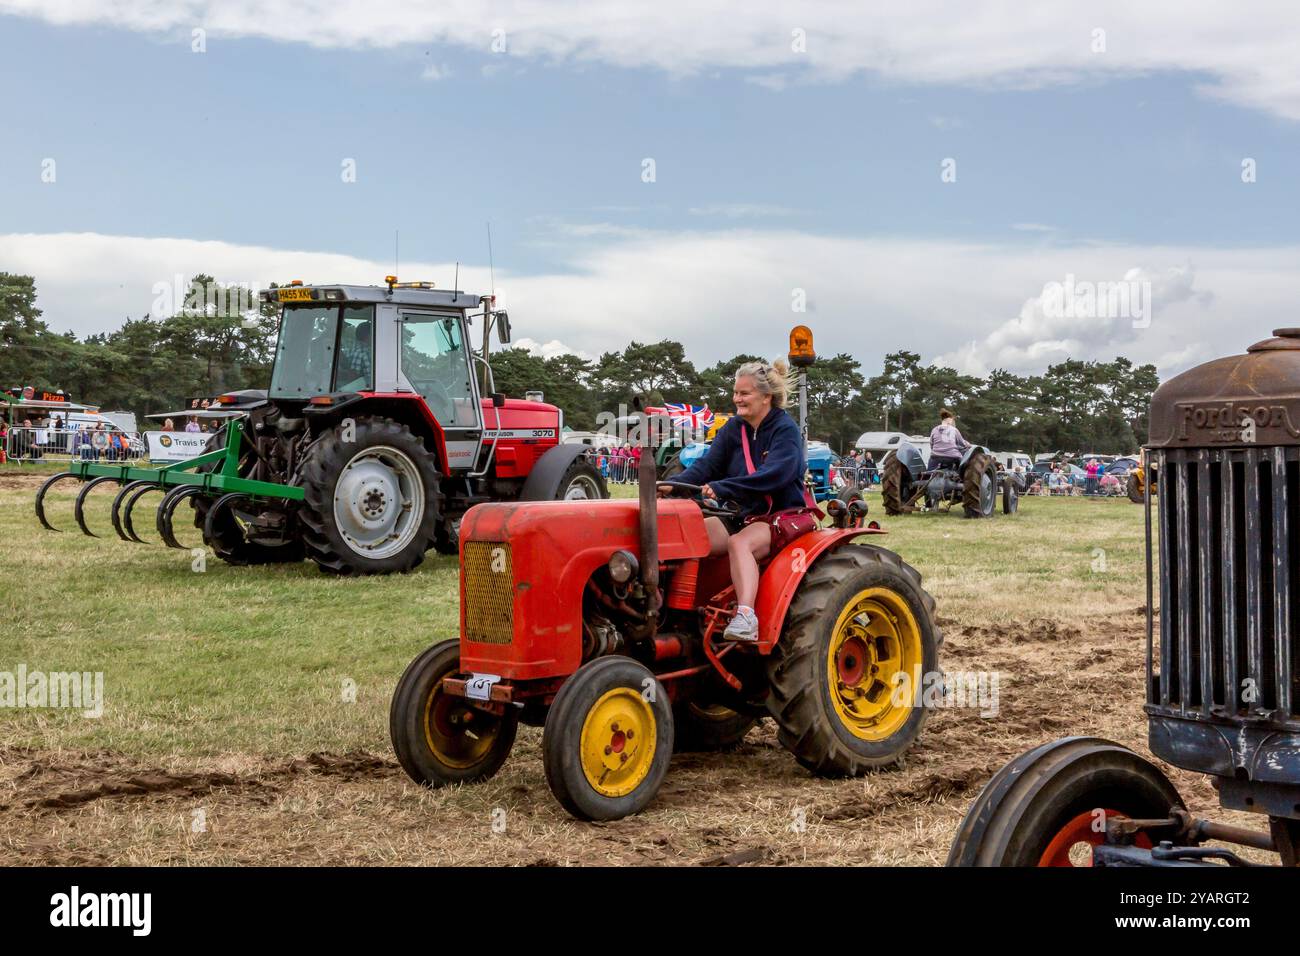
[{"left": 2, "top": 3, "right": 1298, "bottom": 376}]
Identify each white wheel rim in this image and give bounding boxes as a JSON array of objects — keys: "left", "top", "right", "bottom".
[
  {"left": 332, "top": 445, "right": 425, "bottom": 559},
  {"left": 564, "top": 475, "right": 601, "bottom": 500}
]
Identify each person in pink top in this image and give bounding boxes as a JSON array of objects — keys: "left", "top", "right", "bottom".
[
  {"left": 1085, "top": 458, "right": 1100, "bottom": 495},
  {"left": 928, "top": 409, "right": 971, "bottom": 471}
]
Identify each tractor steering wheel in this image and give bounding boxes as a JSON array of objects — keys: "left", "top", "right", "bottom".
[{"left": 656, "top": 480, "right": 740, "bottom": 518}]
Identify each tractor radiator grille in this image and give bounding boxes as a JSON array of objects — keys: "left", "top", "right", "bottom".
[
  {"left": 1149, "top": 447, "right": 1299, "bottom": 727},
  {"left": 462, "top": 541, "right": 514, "bottom": 645}
]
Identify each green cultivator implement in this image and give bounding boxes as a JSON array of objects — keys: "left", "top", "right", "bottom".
[{"left": 35, "top": 419, "right": 305, "bottom": 549}]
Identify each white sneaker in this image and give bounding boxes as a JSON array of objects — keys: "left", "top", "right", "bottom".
[{"left": 723, "top": 606, "right": 759, "bottom": 642}]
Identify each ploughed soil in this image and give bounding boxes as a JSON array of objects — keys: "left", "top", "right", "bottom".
[{"left": 1, "top": 609, "right": 1258, "bottom": 867}]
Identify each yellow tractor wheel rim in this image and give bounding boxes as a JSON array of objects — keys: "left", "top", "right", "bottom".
[
  {"left": 423, "top": 682, "right": 501, "bottom": 769},
  {"left": 826, "top": 587, "right": 923, "bottom": 742},
  {"left": 580, "top": 688, "right": 657, "bottom": 798}
]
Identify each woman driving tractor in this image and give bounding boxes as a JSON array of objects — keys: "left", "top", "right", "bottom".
[{"left": 660, "top": 359, "right": 817, "bottom": 642}]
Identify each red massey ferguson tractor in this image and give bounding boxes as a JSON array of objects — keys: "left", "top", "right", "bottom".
[
  {"left": 35, "top": 279, "right": 606, "bottom": 575},
  {"left": 390, "top": 430, "right": 942, "bottom": 820}
]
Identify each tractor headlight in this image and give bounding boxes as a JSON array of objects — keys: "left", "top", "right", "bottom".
[{"left": 608, "top": 549, "right": 639, "bottom": 585}]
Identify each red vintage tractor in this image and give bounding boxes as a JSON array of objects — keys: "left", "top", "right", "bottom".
[
  {"left": 35, "top": 279, "right": 606, "bottom": 575},
  {"left": 390, "top": 420, "right": 942, "bottom": 820}
]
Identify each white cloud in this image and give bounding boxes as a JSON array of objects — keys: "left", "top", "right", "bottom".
[
  {"left": 513, "top": 337, "right": 593, "bottom": 361},
  {"left": 420, "top": 61, "right": 451, "bottom": 81},
  {"left": 687, "top": 203, "right": 796, "bottom": 219},
  {"left": 932, "top": 263, "right": 1218, "bottom": 376},
  {"left": 3, "top": 230, "right": 1296, "bottom": 384},
  {"left": 4, "top": 2, "right": 1300, "bottom": 119}
]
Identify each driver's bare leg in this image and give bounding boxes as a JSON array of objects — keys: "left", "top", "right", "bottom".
[
  {"left": 703, "top": 516, "right": 730, "bottom": 556},
  {"left": 728, "top": 521, "right": 771, "bottom": 608},
  {"left": 722, "top": 521, "right": 771, "bottom": 641}
]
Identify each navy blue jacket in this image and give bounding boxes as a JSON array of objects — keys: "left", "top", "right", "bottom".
[{"left": 675, "top": 407, "right": 807, "bottom": 518}]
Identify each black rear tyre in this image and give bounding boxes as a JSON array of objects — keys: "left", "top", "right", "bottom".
[
  {"left": 1126, "top": 472, "right": 1144, "bottom": 504},
  {"left": 947, "top": 737, "right": 1183, "bottom": 867},
  {"left": 881, "top": 456, "right": 911, "bottom": 515},
  {"left": 767, "top": 545, "right": 940, "bottom": 776},
  {"left": 527, "top": 454, "right": 607, "bottom": 502},
  {"left": 962, "top": 452, "right": 996, "bottom": 518},
  {"left": 673, "top": 702, "right": 757, "bottom": 752},
  {"left": 297, "top": 416, "right": 440, "bottom": 575}
]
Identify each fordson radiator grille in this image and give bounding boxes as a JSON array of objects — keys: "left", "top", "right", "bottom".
[
  {"left": 462, "top": 541, "right": 514, "bottom": 644},
  {"left": 1150, "top": 447, "right": 1299, "bottom": 726}
]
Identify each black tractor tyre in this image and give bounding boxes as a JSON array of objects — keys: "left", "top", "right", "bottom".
[
  {"left": 521, "top": 446, "right": 608, "bottom": 502},
  {"left": 543, "top": 656, "right": 674, "bottom": 821},
  {"left": 673, "top": 701, "right": 757, "bottom": 752},
  {"left": 881, "top": 456, "right": 912, "bottom": 515},
  {"left": 837, "top": 484, "right": 866, "bottom": 509},
  {"left": 192, "top": 420, "right": 305, "bottom": 566},
  {"left": 947, "top": 737, "right": 1184, "bottom": 867},
  {"left": 1001, "top": 479, "right": 1019, "bottom": 515},
  {"left": 432, "top": 517, "right": 460, "bottom": 556},
  {"left": 390, "top": 640, "right": 518, "bottom": 788},
  {"left": 1126, "top": 472, "right": 1144, "bottom": 504},
  {"left": 297, "top": 416, "right": 441, "bottom": 575},
  {"left": 962, "top": 451, "right": 996, "bottom": 519},
  {"left": 767, "top": 545, "right": 941, "bottom": 776}
]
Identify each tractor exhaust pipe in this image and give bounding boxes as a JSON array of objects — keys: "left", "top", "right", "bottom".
[{"left": 635, "top": 399, "right": 661, "bottom": 619}]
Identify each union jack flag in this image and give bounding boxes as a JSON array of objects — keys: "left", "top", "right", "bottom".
[{"left": 662, "top": 403, "right": 714, "bottom": 429}]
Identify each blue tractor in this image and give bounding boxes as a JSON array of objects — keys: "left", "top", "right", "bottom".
[{"left": 880, "top": 442, "right": 1018, "bottom": 518}]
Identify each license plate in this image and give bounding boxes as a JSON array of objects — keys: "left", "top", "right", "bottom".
[
  {"left": 277, "top": 287, "right": 313, "bottom": 301},
  {"left": 465, "top": 673, "right": 501, "bottom": 701}
]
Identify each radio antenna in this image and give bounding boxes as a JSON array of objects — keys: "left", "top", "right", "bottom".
[
  {"left": 487, "top": 222, "right": 496, "bottom": 299},
  {"left": 454, "top": 261, "right": 459, "bottom": 293},
  {"left": 394, "top": 229, "right": 399, "bottom": 278}
]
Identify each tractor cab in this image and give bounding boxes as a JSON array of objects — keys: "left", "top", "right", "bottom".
[{"left": 263, "top": 281, "right": 507, "bottom": 461}]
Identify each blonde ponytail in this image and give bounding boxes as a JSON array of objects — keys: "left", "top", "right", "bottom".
[{"left": 735, "top": 358, "right": 793, "bottom": 408}]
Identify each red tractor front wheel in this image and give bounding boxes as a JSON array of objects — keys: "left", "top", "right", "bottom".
[
  {"left": 947, "top": 737, "right": 1183, "bottom": 866},
  {"left": 390, "top": 641, "right": 517, "bottom": 788},
  {"left": 543, "top": 657, "right": 673, "bottom": 821}
]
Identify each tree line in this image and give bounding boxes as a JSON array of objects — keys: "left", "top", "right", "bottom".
[
  {"left": 491, "top": 342, "right": 1158, "bottom": 455},
  {"left": 3, "top": 272, "right": 1158, "bottom": 454}
]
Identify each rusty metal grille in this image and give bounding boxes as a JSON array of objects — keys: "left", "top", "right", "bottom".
[
  {"left": 1148, "top": 447, "right": 1299, "bottom": 727},
  {"left": 462, "top": 541, "right": 514, "bottom": 645}
]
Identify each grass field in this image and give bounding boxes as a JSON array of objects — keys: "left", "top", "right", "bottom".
[{"left": 2, "top": 469, "right": 1241, "bottom": 866}]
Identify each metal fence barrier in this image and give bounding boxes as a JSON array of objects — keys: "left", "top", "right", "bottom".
[{"left": 2, "top": 426, "right": 146, "bottom": 463}]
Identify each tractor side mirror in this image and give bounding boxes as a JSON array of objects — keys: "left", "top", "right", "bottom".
[
  {"left": 496, "top": 311, "right": 511, "bottom": 344},
  {"left": 491, "top": 392, "right": 506, "bottom": 408}
]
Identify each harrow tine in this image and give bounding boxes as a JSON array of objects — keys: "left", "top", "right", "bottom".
[
  {"left": 156, "top": 485, "right": 205, "bottom": 550},
  {"left": 111, "top": 479, "right": 156, "bottom": 542},
  {"left": 74, "top": 475, "right": 122, "bottom": 537},
  {"left": 122, "top": 482, "right": 163, "bottom": 543},
  {"left": 34, "top": 472, "right": 81, "bottom": 532}
]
